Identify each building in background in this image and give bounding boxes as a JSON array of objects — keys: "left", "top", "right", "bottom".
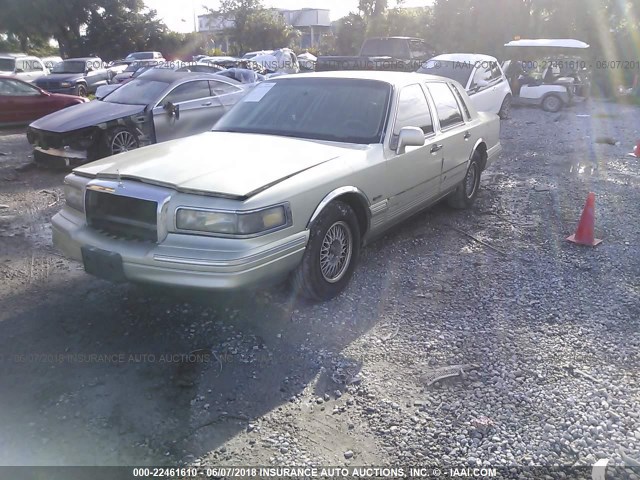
[
  {"left": 197, "top": 7, "right": 331, "bottom": 52},
  {"left": 279, "top": 8, "right": 331, "bottom": 49}
]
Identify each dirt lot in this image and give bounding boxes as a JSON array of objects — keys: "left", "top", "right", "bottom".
[{"left": 0, "top": 101, "right": 639, "bottom": 472}]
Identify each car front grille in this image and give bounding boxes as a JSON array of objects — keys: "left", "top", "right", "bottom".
[
  {"left": 38, "top": 81, "right": 60, "bottom": 90},
  {"left": 85, "top": 190, "right": 158, "bottom": 242},
  {"left": 28, "top": 128, "right": 66, "bottom": 149}
]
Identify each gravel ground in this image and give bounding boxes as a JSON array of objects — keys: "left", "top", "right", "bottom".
[{"left": 0, "top": 100, "right": 639, "bottom": 477}]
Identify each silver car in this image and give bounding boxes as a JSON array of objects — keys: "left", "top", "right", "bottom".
[
  {"left": 52, "top": 71, "right": 502, "bottom": 301},
  {"left": 27, "top": 69, "right": 251, "bottom": 167}
]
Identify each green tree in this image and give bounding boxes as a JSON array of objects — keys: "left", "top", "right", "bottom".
[{"left": 334, "top": 13, "right": 367, "bottom": 55}]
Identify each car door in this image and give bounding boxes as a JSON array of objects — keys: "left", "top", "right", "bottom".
[
  {"left": 425, "top": 81, "right": 470, "bottom": 193},
  {"left": 386, "top": 83, "right": 441, "bottom": 220},
  {"left": 152, "top": 80, "right": 223, "bottom": 142},
  {"left": 0, "top": 78, "right": 44, "bottom": 123},
  {"left": 468, "top": 60, "right": 504, "bottom": 114},
  {"left": 209, "top": 79, "right": 244, "bottom": 111}
]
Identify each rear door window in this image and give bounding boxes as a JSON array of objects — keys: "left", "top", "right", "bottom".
[{"left": 163, "top": 80, "right": 211, "bottom": 104}]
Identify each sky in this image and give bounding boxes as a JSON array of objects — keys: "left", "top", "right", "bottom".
[{"left": 144, "top": 0, "right": 434, "bottom": 33}]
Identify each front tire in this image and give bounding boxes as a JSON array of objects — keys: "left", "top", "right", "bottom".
[
  {"left": 107, "top": 127, "right": 139, "bottom": 156},
  {"left": 447, "top": 151, "right": 482, "bottom": 209},
  {"left": 291, "top": 201, "right": 361, "bottom": 301},
  {"left": 498, "top": 94, "right": 511, "bottom": 119},
  {"left": 75, "top": 84, "right": 87, "bottom": 97}
]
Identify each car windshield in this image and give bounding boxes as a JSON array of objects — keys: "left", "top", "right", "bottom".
[
  {"left": 52, "top": 60, "right": 87, "bottom": 74},
  {"left": 213, "top": 78, "right": 391, "bottom": 144},
  {"left": 103, "top": 78, "right": 169, "bottom": 105},
  {"left": 0, "top": 58, "right": 16, "bottom": 71},
  {"left": 360, "top": 38, "right": 409, "bottom": 57},
  {"left": 418, "top": 60, "right": 474, "bottom": 87}
]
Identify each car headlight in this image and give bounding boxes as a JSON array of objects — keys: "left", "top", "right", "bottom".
[
  {"left": 176, "top": 204, "right": 290, "bottom": 236},
  {"left": 64, "top": 183, "right": 85, "bottom": 212},
  {"left": 59, "top": 82, "right": 73, "bottom": 88}
]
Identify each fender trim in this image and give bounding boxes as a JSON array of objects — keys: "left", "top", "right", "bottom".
[{"left": 308, "top": 186, "right": 371, "bottom": 228}]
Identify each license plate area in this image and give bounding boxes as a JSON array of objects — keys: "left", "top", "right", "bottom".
[{"left": 81, "top": 246, "right": 126, "bottom": 283}]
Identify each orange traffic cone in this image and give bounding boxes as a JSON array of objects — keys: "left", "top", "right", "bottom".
[
  {"left": 566, "top": 192, "right": 602, "bottom": 246},
  {"left": 629, "top": 141, "right": 640, "bottom": 157}
]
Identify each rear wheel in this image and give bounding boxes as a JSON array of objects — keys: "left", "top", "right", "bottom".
[
  {"left": 447, "top": 151, "right": 482, "bottom": 209},
  {"left": 542, "top": 94, "right": 563, "bottom": 112},
  {"left": 291, "top": 201, "right": 360, "bottom": 301}
]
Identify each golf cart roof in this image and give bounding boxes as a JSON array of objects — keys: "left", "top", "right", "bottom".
[{"left": 505, "top": 39, "right": 590, "bottom": 49}]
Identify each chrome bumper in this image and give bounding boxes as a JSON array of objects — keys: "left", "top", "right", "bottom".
[{"left": 52, "top": 208, "right": 309, "bottom": 289}]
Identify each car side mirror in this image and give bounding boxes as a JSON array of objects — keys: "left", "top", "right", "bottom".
[
  {"left": 164, "top": 101, "right": 180, "bottom": 120},
  {"left": 396, "top": 126, "right": 425, "bottom": 154},
  {"left": 15, "top": 68, "right": 24, "bottom": 74}
]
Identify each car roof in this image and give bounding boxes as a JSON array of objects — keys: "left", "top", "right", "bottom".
[
  {"left": 136, "top": 69, "right": 242, "bottom": 85},
  {"left": 367, "top": 36, "right": 423, "bottom": 40},
  {"left": 64, "top": 57, "right": 101, "bottom": 62},
  {"left": 0, "top": 53, "right": 28, "bottom": 58},
  {"left": 279, "top": 70, "right": 452, "bottom": 87},
  {"left": 430, "top": 53, "right": 499, "bottom": 63}
]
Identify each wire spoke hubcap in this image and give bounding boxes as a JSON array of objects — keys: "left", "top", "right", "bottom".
[
  {"left": 320, "top": 221, "right": 353, "bottom": 283},
  {"left": 465, "top": 163, "right": 478, "bottom": 199},
  {"left": 111, "top": 131, "right": 137, "bottom": 154}
]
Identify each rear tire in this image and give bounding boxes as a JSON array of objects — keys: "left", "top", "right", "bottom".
[
  {"left": 291, "top": 201, "right": 360, "bottom": 301},
  {"left": 542, "top": 94, "right": 563, "bottom": 112},
  {"left": 447, "top": 151, "right": 482, "bottom": 210}
]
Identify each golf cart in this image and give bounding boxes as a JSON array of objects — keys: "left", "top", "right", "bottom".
[{"left": 503, "top": 39, "right": 590, "bottom": 112}]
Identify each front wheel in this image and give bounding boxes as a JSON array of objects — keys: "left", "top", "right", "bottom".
[
  {"left": 447, "top": 152, "right": 482, "bottom": 209},
  {"left": 498, "top": 95, "right": 511, "bottom": 119},
  {"left": 107, "top": 127, "right": 139, "bottom": 156},
  {"left": 291, "top": 201, "right": 361, "bottom": 301},
  {"left": 542, "top": 94, "right": 563, "bottom": 113},
  {"left": 75, "top": 84, "right": 87, "bottom": 97}
]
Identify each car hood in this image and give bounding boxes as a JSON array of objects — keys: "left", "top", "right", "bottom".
[
  {"left": 29, "top": 101, "right": 144, "bottom": 133},
  {"left": 75, "top": 132, "right": 364, "bottom": 199},
  {"left": 36, "top": 73, "right": 82, "bottom": 83}
]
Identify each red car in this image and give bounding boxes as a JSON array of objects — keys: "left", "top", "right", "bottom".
[{"left": 0, "top": 76, "right": 88, "bottom": 126}]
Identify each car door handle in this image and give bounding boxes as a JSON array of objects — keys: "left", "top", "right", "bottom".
[
  {"left": 464, "top": 132, "right": 471, "bottom": 140},
  {"left": 201, "top": 101, "right": 212, "bottom": 106},
  {"left": 430, "top": 144, "right": 443, "bottom": 153}
]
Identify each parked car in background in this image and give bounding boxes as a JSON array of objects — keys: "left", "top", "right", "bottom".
[
  {"left": 200, "top": 56, "right": 242, "bottom": 69},
  {"left": 316, "top": 37, "right": 435, "bottom": 72},
  {"left": 27, "top": 69, "right": 252, "bottom": 167},
  {"left": 111, "top": 60, "right": 160, "bottom": 84},
  {"left": 124, "top": 51, "right": 165, "bottom": 63},
  {"left": 242, "top": 50, "right": 274, "bottom": 60},
  {"left": 252, "top": 48, "right": 299, "bottom": 74},
  {"left": 106, "top": 59, "right": 133, "bottom": 79},
  {"left": 41, "top": 56, "right": 63, "bottom": 70},
  {"left": 0, "top": 54, "right": 48, "bottom": 82},
  {"left": 214, "top": 68, "right": 265, "bottom": 84},
  {"left": 35, "top": 57, "right": 110, "bottom": 97},
  {"left": 0, "top": 76, "right": 87, "bottom": 126},
  {"left": 50, "top": 71, "right": 501, "bottom": 300},
  {"left": 418, "top": 53, "right": 512, "bottom": 119}
]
